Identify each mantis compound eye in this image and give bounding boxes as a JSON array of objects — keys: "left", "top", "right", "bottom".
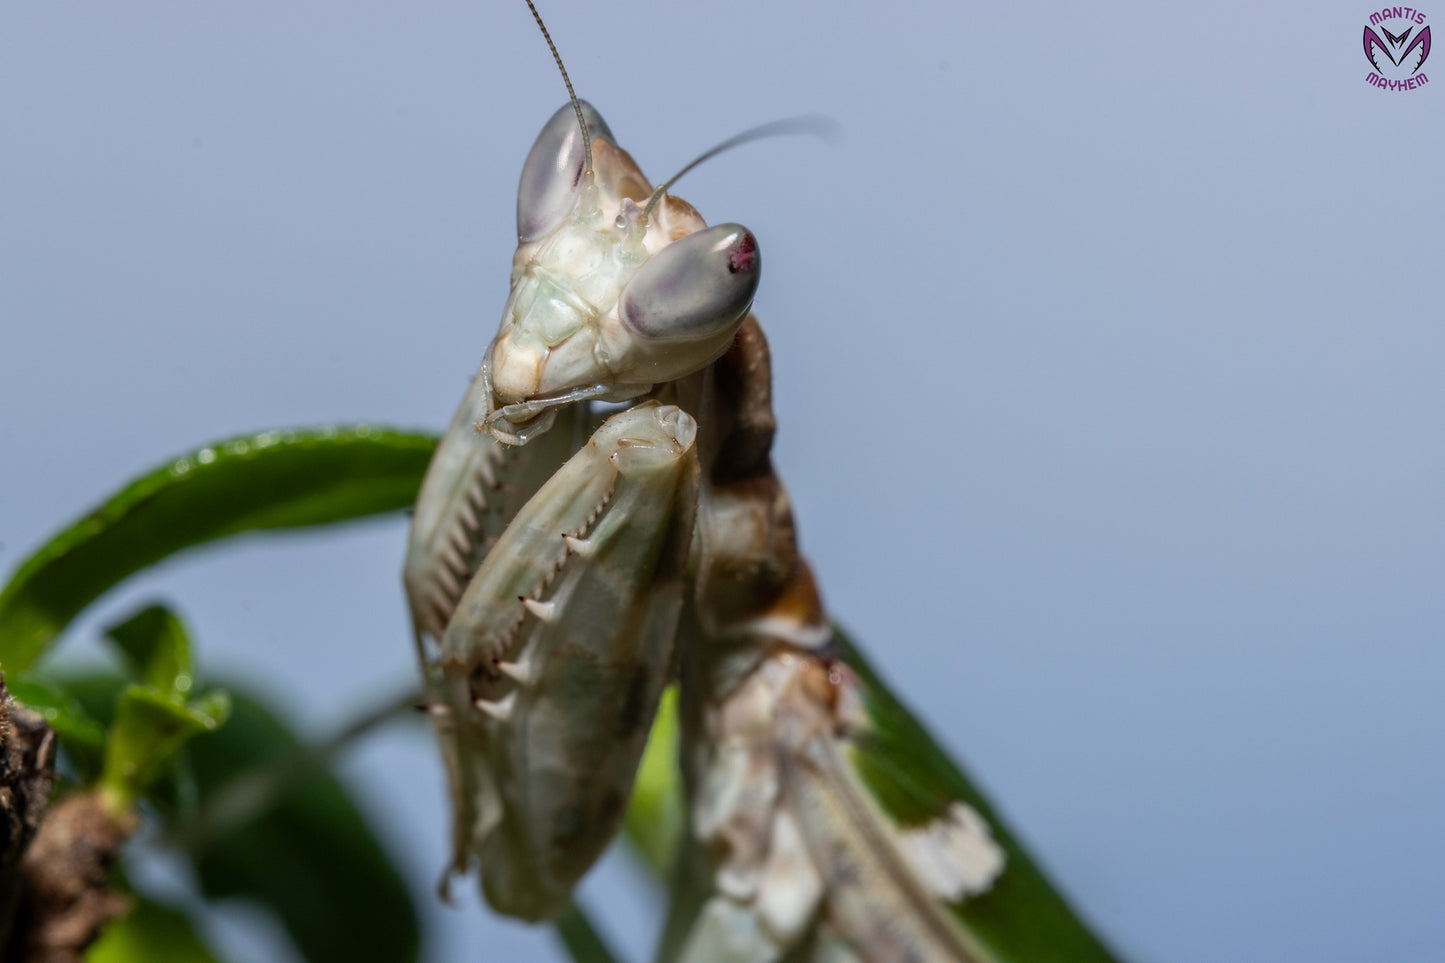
[
  {"left": 516, "top": 100, "right": 613, "bottom": 242},
  {"left": 619, "top": 224, "right": 760, "bottom": 342}
]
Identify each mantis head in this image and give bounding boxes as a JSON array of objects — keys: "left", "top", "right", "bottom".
[{"left": 479, "top": 101, "right": 761, "bottom": 445}]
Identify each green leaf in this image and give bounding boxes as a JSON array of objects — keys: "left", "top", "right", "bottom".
[
  {"left": 32, "top": 672, "right": 131, "bottom": 785},
  {"left": 172, "top": 685, "right": 420, "bottom": 963},
  {"left": 101, "top": 684, "right": 230, "bottom": 812},
  {"left": 43, "top": 673, "right": 419, "bottom": 963},
  {"left": 104, "top": 605, "right": 196, "bottom": 700},
  {"left": 621, "top": 683, "right": 683, "bottom": 876},
  {"left": 552, "top": 901, "right": 621, "bottom": 963},
  {"left": 0, "top": 425, "right": 438, "bottom": 671},
  {"left": 4, "top": 676, "right": 107, "bottom": 752},
  {"left": 85, "top": 899, "right": 225, "bottom": 963},
  {"left": 838, "top": 630, "right": 1120, "bottom": 963},
  {"left": 641, "top": 630, "right": 1121, "bottom": 962},
  {"left": 86, "top": 602, "right": 230, "bottom": 812}
]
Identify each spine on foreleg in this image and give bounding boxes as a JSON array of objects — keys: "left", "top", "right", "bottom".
[
  {"left": 403, "top": 376, "right": 585, "bottom": 899},
  {"left": 452, "top": 403, "right": 699, "bottom": 921}
]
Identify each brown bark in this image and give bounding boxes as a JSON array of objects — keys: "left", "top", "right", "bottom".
[
  {"left": 1, "top": 676, "right": 135, "bottom": 963},
  {"left": 0, "top": 673, "right": 57, "bottom": 948}
]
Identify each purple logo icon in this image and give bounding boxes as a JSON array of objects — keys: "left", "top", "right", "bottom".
[{"left": 1363, "top": 7, "right": 1431, "bottom": 90}]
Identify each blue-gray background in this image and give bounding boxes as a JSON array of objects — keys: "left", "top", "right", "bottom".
[{"left": 3, "top": 2, "right": 1441, "bottom": 961}]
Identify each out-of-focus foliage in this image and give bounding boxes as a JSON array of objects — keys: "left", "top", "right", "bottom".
[
  {"left": 3, "top": 427, "right": 431, "bottom": 963},
  {"left": 0, "top": 426, "right": 435, "bottom": 671},
  {"left": 96, "top": 606, "right": 230, "bottom": 813},
  {"left": 85, "top": 900, "right": 224, "bottom": 963},
  {"left": 4, "top": 423, "right": 1116, "bottom": 962}
]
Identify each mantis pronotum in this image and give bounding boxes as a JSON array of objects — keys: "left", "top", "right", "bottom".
[{"left": 403, "top": 5, "right": 1110, "bottom": 960}]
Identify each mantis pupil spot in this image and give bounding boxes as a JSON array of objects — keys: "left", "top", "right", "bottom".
[{"left": 729, "top": 231, "right": 758, "bottom": 274}]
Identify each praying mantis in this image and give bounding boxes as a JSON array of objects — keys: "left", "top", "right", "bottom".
[
  {"left": 6, "top": 4, "right": 1433, "bottom": 960},
  {"left": 403, "top": 4, "right": 1116, "bottom": 961}
]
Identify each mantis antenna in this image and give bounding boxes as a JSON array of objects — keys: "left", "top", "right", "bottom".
[
  {"left": 523, "top": 0, "right": 835, "bottom": 222},
  {"left": 641, "top": 115, "right": 841, "bottom": 220},
  {"left": 522, "top": 0, "right": 592, "bottom": 175}
]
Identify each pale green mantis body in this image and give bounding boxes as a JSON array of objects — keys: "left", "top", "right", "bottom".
[{"left": 403, "top": 9, "right": 1114, "bottom": 960}]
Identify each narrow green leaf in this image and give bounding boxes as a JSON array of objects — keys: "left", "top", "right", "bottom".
[
  {"left": 101, "top": 684, "right": 230, "bottom": 811},
  {"left": 104, "top": 605, "right": 196, "bottom": 700},
  {"left": 85, "top": 899, "right": 225, "bottom": 963},
  {"left": 30, "top": 672, "right": 131, "bottom": 785},
  {"left": 636, "top": 630, "right": 1120, "bottom": 962},
  {"left": 0, "top": 425, "right": 438, "bottom": 671},
  {"left": 5, "top": 677, "right": 107, "bottom": 752},
  {"left": 186, "top": 691, "right": 232, "bottom": 728},
  {"left": 838, "top": 630, "right": 1120, "bottom": 963},
  {"left": 89, "top": 602, "right": 230, "bottom": 811},
  {"left": 552, "top": 901, "right": 621, "bottom": 963}
]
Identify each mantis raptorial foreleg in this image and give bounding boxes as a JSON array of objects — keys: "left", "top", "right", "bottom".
[
  {"left": 442, "top": 400, "right": 698, "bottom": 919},
  {"left": 404, "top": 373, "right": 583, "bottom": 647}
]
